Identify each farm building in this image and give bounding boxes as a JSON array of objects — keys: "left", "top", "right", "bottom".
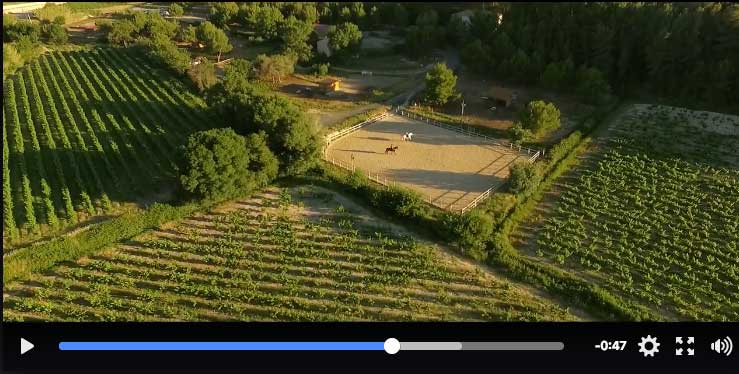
[
  {"left": 486, "top": 86, "right": 514, "bottom": 107},
  {"left": 319, "top": 78, "right": 341, "bottom": 93}
]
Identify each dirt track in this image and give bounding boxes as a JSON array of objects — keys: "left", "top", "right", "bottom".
[{"left": 326, "top": 114, "right": 528, "bottom": 211}]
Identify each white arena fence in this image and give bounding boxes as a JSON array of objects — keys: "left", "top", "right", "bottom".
[
  {"left": 322, "top": 107, "right": 538, "bottom": 214},
  {"left": 395, "top": 107, "right": 542, "bottom": 162}
]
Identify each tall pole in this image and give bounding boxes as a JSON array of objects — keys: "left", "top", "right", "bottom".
[{"left": 460, "top": 98, "right": 466, "bottom": 123}]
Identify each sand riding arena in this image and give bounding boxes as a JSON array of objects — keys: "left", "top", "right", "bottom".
[{"left": 325, "top": 112, "right": 538, "bottom": 212}]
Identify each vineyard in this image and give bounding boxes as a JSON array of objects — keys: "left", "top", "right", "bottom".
[
  {"left": 2, "top": 47, "right": 212, "bottom": 246},
  {"left": 2, "top": 186, "right": 575, "bottom": 322},
  {"left": 518, "top": 104, "right": 739, "bottom": 320}
]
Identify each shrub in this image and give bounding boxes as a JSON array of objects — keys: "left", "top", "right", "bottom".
[
  {"left": 314, "top": 62, "right": 330, "bottom": 77},
  {"left": 519, "top": 100, "right": 561, "bottom": 137},
  {"left": 508, "top": 161, "right": 541, "bottom": 196},
  {"left": 187, "top": 58, "right": 217, "bottom": 92},
  {"left": 508, "top": 122, "right": 533, "bottom": 144},
  {"left": 45, "top": 23, "right": 68, "bottom": 45},
  {"left": 442, "top": 210, "right": 493, "bottom": 260},
  {"left": 370, "top": 185, "right": 428, "bottom": 220}
]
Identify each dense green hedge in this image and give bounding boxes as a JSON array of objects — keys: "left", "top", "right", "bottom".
[{"left": 3, "top": 202, "right": 202, "bottom": 283}]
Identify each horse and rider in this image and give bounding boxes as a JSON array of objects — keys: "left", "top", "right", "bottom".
[{"left": 402, "top": 132, "right": 414, "bottom": 141}]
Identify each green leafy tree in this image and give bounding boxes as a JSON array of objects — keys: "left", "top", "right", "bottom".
[
  {"left": 179, "top": 24, "right": 197, "bottom": 44},
  {"left": 338, "top": 6, "right": 352, "bottom": 23},
  {"left": 575, "top": 65, "right": 612, "bottom": 104},
  {"left": 442, "top": 211, "right": 493, "bottom": 260},
  {"left": 187, "top": 58, "right": 217, "bottom": 92},
  {"left": 461, "top": 39, "right": 491, "bottom": 73},
  {"left": 145, "top": 37, "right": 191, "bottom": 74},
  {"left": 3, "top": 43, "right": 22, "bottom": 78},
  {"left": 206, "top": 80, "right": 321, "bottom": 176},
  {"left": 508, "top": 161, "right": 541, "bottom": 196},
  {"left": 15, "top": 35, "right": 42, "bottom": 62},
  {"left": 224, "top": 58, "right": 255, "bottom": 83},
  {"left": 519, "top": 100, "right": 561, "bottom": 136},
  {"left": 169, "top": 3, "right": 184, "bottom": 17},
  {"left": 52, "top": 15, "right": 65, "bottom": 25},
  {"left": 178, "top": 128, "right": 278, "bottom": 202},
  {"left": 350, "top": 2, "right": 366, "bottom": 25},
  {"left": 208, "top": 2, "right": 238, "bottom": 28},
  {"left": 447, "top": 15, "right": 469, "bottom": 45},
  {"left": 197, "top": 21, "right": 232, "bottom": 62},
  {"left": 392, "top": 4, "right": 408, "bottom": 27},
  {"left": 107, "top": 20, "right": 137, "bottom": 46},
  {"left": 254, "top": 53, "right": 297, "bottom": 84},
  {"left": 5, "top": 20, "right": 41, "bottom": 43},
  {"left": 423, "top": 63, "right": 458, "bottom": 106},
  {"left": 278, "top": 16, "right": 313, "bottom": 63},
  {"left": 46, "top": 23, "right": 68, "bottom": 44},
  {"left": 328, "top": 22, "right": 362, "bottom": 61},
  {"left": 141, "top": 13, "right": 178, "bottom": 40},
  {"left": 255, "top": 5, "right": 285, "bottom": 40},
  {"left": 508, "top": 122, "right": 533, "bottom": 145}
]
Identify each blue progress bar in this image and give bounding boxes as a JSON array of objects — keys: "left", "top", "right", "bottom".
[{"left": 59, "top": 342, "right": 385, "bottom": 351}]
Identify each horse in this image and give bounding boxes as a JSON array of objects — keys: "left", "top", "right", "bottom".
[
  {"left": 385, "top": 145, "right": 398, "bottom": 155},
  {"left": 402, "top": 132, "right": 414, "bottom": 141}
]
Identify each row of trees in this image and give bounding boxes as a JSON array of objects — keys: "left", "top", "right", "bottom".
[
  {"left": 458, "top": 3, "right": 738, "bottom": 107},
  {"left": 207, "top": 2, "right": 364, "bottom": 64},
  {"left": 106, "top": 12, "right": 234, "bottom": 91}
]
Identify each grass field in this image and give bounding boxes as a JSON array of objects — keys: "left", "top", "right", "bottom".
[
  {"left": 2, "top": 186, "right": 576, "bottom": 322},
  {"left": 2, "top": 48, "right": 212, "bottom": 247},
  {"left": 512, "top": 104, "right": 739, "bottom": 321}
]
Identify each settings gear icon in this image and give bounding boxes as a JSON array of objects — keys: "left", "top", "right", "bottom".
[{"left": 638, "top": 335, "right": 660, "bottom": 357}]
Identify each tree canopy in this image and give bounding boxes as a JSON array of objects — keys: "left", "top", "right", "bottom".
[
  {"left": 278, "top": 15, "right": 313, "bottom": 63},
  {"left": 178, "top": 128, "right": 278, "bottom": 202},
  {"left": 508, "top": 161, "right": 542, "bottom": 196},
  {"left": 519, "top": 100, "right": 561, "bottom": 137},
  {"left": 206, "top": 76, "right": 321, "bottom": 176},
  {"left": 460, "top": 3, "right": 739, "bottom": 110},
  {"left": 328, "top": 22, "right": 362, "bottom": 61},
  {"left": 423, "top": 63, "right": 458, "bottom": 106},
  {"left": 197, "top": 21, "right": 232, "bottom": 62}
]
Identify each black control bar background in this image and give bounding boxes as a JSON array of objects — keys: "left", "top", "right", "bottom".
[{"left": 3, "top": 322, "right": 738, "bottom": 372}]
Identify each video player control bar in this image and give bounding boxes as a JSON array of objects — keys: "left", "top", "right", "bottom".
[{"left": 58, "top": 339, "right": 564, "bottom": 354}]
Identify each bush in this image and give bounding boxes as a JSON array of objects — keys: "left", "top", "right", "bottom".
[
  {"left": 508, "top": 122, "right": 533, "bottom": 144},
  {"left": 178, "top": 128, "right": 278, "bottom": 202},
  {"left": 145, "top": 37, "right": 191, "bottom": 74},
  {"left": 442, "top": 210, "right": 493, "bottom": 260},
  {"left": 3, "top": 43, "right": 22, "bottom": 78},
  {"left": 187, "top": 58, "right": 217, "bottom": 92},
  {"left": 519, "top": 100, "right": 561, "bottom": 137},
  {"left": 369, "top": 185, "right": 428, "bottom": 220},
  {"left": 207, "top": 79, "right": 321, "bottom": 176},
  {"left": 45, "top": 23, "right": 68, "bottom": 45},
  {"left": 508, "top": 161, "right": 541, "bottom": 196},
  {"left": 314, "top": 62, "right": 330, "bottom": 77}
]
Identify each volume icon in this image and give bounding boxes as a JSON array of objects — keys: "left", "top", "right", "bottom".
[{"left": 710, "top": 337, "right": 733, "bottom": 356}]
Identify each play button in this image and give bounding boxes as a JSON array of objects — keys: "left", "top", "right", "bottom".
[{"left": 21, "top": 338, "right": 34, "bottom": 355}]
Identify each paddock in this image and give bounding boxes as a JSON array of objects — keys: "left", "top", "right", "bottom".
[{"left": 325, "top": 113, "right": 530, "bottom": 212}]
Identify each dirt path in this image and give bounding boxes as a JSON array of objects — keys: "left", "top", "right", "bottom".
[
  {"left": 289, "top": 185, "right": 594, "bottom": 320},
  {"left": 311, "top": 104, "right": 382, "bottom": 128}
]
